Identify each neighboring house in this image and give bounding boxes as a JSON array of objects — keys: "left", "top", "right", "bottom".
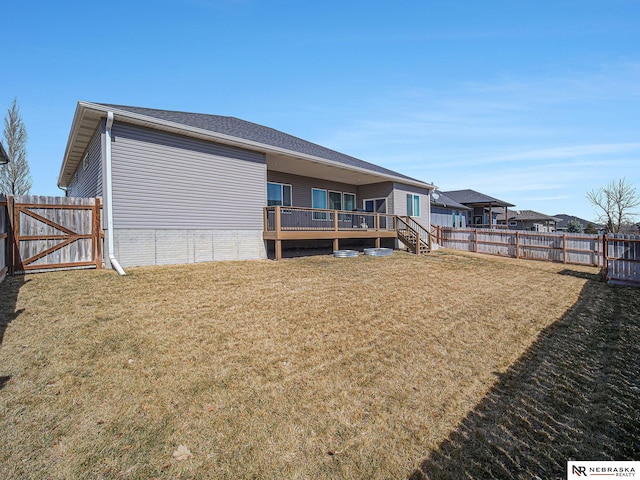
[
  {"left": 496, "top": 209, "right": 560, "bottom": 232},
  {"left": 0, "top": 142, "right": 8, "bottom": 165},
  {"left": 554, "top": 214, "right": 601, "bottom": 233},
  {"left": 440, "top": 189, "right": 514, "bottom": 228},
  {"left": 430, "top": 190, "right": 472, "bottom": 228},
  {"left": 58, "top": 102, "right": 436, "bottom": 268}
]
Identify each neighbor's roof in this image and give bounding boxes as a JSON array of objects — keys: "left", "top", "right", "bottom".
[
  {"left": 430, "top": 190, "right": 472, "bottom": 210},
  {"left": 442, "top": 189, "right": 514, "bottom": 208},
  {"left": 58, "top": 101, "right": 436, "bottom": 190},
  {"left": 0, "top": 142, "right": 8, "bottom": 165},
  {"left": 553, "top": 214, "right": 601, "bottom": 229},
  {"left": 496, "top": 209, "right": 560, "bottom": 222}
]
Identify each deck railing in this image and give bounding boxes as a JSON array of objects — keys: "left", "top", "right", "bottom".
[{"left": 264, "top": 206, "right": 397, "bottom": 233}]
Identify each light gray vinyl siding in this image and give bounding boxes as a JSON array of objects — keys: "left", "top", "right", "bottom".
[
  {"left": 267, "top": 171, "right": 359, "bottom": 208},
  {"left": 392, "top": 183, "right": 433, "bottom": 225},
  {"left": 110, "top": 122, "right": 266, "bottom": 230},
  {"left": 66, "top": 127, "right": 103, "bottom": 198},
  {"left": 358, "top": 182, "right": 394, "bottom": 212}
]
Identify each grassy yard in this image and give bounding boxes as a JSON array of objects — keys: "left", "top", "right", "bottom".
[{"left": 0, "top": 250, "right": 637, "bottom": 479}]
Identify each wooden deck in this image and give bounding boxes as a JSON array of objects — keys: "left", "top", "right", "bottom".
[{"left": 263, "top": 206, "right": 398, "bottom": 259}]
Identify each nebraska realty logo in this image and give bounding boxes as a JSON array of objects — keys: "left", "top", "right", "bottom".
[{"left": 568, "top": 461, "right": 638, "bottom": 478}]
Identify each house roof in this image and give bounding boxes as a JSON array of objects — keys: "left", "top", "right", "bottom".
[
  {"left": 58, "top": 102, "right": 436, "bottom": 190},
  {"left": 553, "top": 214, "right": 601, "bottom": 229},
  {"left": 0, "top": 142, "right": 8, "bottom": 165},
  {"left": 496, "top": 209, "right": 560, "bottom": 222},
  {"left": 442, "top": 189, "right": 515, "bottom": 208},
  {"left": 430, "top": 190, "right": 472, "bottom": 210}
]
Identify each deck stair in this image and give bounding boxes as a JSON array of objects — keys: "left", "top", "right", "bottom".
[{"left": 396, "top": 216, "right": 431, "bottom": 255}]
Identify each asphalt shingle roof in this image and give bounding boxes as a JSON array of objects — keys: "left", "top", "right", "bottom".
[
  {"left": 496, "top": 209, "right": 560, "bottom": 222},
  {"left": 442, "top": 189, "right": 514, "bottom": 207},
  {"left": 431, "top": 190, "right": 472, "bottom": 210},
  {"left": 554, "top": 214, "right": 601, "bottom": 229},
  {"left": 100, "top": 104, "right": 426, "bottom": 184},
  {"left": 0, "top": 142, "right": 8, "bottom": 164}
]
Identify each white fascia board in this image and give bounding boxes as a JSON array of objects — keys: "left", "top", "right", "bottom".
[
  {"left": 63, "top": 101, "right": 436, "bottom": 191},
  {"left": 57, "top": 102, "right": 86, "bottom": 187}
]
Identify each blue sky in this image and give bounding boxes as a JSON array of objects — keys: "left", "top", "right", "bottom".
[{"left": 2, "top": 0, "right": 639, "bottom": 221}]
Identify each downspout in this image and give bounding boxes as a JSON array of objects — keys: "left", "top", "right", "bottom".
[{"left": 104, "top": 111, "right": 126, "bottom": 275}]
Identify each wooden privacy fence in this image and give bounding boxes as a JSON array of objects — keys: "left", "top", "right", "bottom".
[
  {"left": 1, "top": 195, "right": 103, "bottom": 275},
  {"left": 434, "top": 226, "right": 640, "bottom": 286},
  {"left": 604, "top": 234, "right": 640, "bottom": 286},
  {"left": 434, "top": 227, "right": 602, "bottom": 266},
  {"left": 0, "top": 197, "right": 7, "bottom": 282}
]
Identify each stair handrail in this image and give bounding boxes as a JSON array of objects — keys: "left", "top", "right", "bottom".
[
  {"left": 396, "top": 216, "right": 420, "bottom": 254},
  {"left": 400, "top": 216, "right": 433, "bottom": 251}
]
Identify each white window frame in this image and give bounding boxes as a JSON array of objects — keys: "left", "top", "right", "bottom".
[
  {"left": 267, "top": 182, "right": 292, "bottom": 207},
  {"left": 406, "top": 194, "right": 420, "bottom": 217},
  {"left": 328, "top": 190, "right": 342, "bottom": 211},
  {"left": 363, "top": 198, "right": 387, "bottom": 213}
]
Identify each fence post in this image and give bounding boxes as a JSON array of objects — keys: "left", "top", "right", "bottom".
[
  {"left": 515, "top": 231, "right": 520, "bottom": 259},
  {"left": 602, "top": 234, "right": 608, "bottom": 282},
  {"left": 474, "top": 228, "right": 478, "bottom": 252},
  {"left": 563, "top": 233, "right": 567, "bottom": 264},
  {"left": 94, "top": 197, "right": 103, "bottom": 269}
]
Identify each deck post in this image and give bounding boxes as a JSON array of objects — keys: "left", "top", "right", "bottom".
[
  {"left": 375, "top": 237, "right": 381, "bottom": 248},
  {"left": 275, "top": 206, "right": 281, "bottom": 234},
  {"left": 263, "top": 207, "right": 268, "bottom": 232},
  {"left": 333, "top": 238, "right": 339, "bottom": 251},
  {"left": 275, "top": 239, "right": 282, "bottom": 261}
]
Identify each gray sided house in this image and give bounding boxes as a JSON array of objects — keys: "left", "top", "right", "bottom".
[
  {"left": 430, "top": 190, "right": 472, "bottom": 228},
  {"left": 441, "top": 189, "right": 514, "bottom": 228},
  {"left": 496, "top": 209, "right": 560, "bottom": 232},
  {"left": 58, "top": 102, "right": 435, "bottom": 268},
  {"left": 0, "top": 142, "right": 9, "bottom": 165}
]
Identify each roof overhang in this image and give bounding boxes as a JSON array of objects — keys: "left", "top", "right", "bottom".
[
  {"left": 0, "top": 142, "right": 9, "bottom": 165},
  {"left": 58, "top": 101, "right": 436, "bottom": 191}
]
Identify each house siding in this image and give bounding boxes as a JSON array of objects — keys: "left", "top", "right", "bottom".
[
  {"left": 108, "top": 122, "right": 268, "bottom": 266},
  {"left": 66, "top": 127, "right": 103, "bottom": 198},
  {"left": 110, "top": 122, "right": 266, "bottom": 230},
  {"left": 267, "top": 171, "right": 359, "bottom": 208},
  {"left": 358, "top": 182, "right": 394, "bottom": 212},
  {"left": 392, "top": 183, "right": 432, "bottom": 226}
]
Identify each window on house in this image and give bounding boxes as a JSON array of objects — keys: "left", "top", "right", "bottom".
[
  {"left": 267, "top": 182, "right": 292, "bottom": 207},
  {"left": 343, "top": 193, "right": 356, "bottom": 212},
  {"left": 312, "top": 188, "right": 328, "bottom": 220},
  {"left": 406, "top": 194, "right": 420, "bottom": 217},
  {"left": 509, "top": 221, "right": 517, "bottom": 226},
  {"left": 328, "top": 191, "right": 342, "bottom": 210}
]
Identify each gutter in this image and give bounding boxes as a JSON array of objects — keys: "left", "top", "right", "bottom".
[{"left": 104, "top": 111, "right": 126, "bottom": 276}]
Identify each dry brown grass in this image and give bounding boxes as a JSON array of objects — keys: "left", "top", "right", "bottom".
[{"left": 0, "top": 250, "right": 636, "bottom": 479}]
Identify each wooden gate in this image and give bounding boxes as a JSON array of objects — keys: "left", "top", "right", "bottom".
[{"left": 5, "top": 195, "right": 103, "bottom": 274}]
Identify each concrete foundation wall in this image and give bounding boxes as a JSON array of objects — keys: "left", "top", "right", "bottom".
[{"left": 110, "top": 229, "right": 267, "bottom": 267}]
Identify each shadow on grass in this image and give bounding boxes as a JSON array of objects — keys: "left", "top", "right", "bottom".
[
  {"left": 0, "top": 275, "right": 27, "bottom": 391},
  {"left": 409, "top": 278, "right": 640, "bottom": 480}
]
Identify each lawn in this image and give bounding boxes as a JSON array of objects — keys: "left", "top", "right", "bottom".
[{"left": 0, "top": 250, "right": 637, "bottom": 479}]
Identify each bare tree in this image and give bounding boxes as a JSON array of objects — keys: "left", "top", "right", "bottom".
[
  {"left": 586, "top": 178, "right": 639, "bottom": 233},
  {"left": 0, "top": 98, "right": 32, "bottom": 195}
]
